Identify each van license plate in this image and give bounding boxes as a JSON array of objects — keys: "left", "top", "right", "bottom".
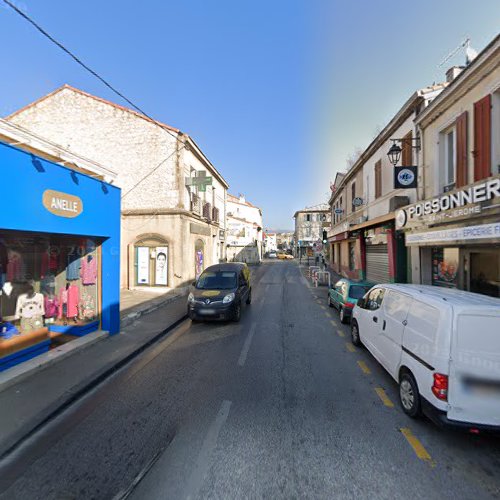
[{"left": 199, "top": 309, "right": 215, "bottom": 315}]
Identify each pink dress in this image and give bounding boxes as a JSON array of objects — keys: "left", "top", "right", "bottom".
[{"left": 58, "top": 286, "right": 79, "bottom": 318}]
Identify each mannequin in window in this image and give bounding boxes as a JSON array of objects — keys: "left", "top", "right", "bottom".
[{"left": 15, "top": 283, "right": 45, "bottom": 332}]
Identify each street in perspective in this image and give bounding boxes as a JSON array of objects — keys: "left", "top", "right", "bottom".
[{"left": 0, "top": 1, "right": 499, "bottom": 499}]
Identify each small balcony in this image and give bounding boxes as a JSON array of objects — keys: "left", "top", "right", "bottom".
[
  {"left": 212, "top": 206, "right": 220, "bottom": 223},
  {"left": 191, "top": 194, "right": 202, "bottom": 215},
  {"left": 203, "top": 202, "right": 212, "bottom": 221}
]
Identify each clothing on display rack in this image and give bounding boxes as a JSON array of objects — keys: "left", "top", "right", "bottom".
[
  {"left": 6, "top": 251, "right": 23, "bottom": 282},
  {"left": 1, "top": 282, "right": 32, "bottom": 318},
  {"left": 40, "top": 274, "right": 56, "bottom": 294},
  {"left": 0, "top": 243, "right": 8, "bottom": 277},
  {"left": 58, "top": 284, "right": 79, "bottom": 319},
  {"left": 80, "top": 291, "right": 96, "bottom": 320},
  {"left": 66, "top": 251, "right": 82, "bottom": 281},
  {"left": 44, "top": 295, "right": 59, "bottom": 318},
  {"left": 81, "top": 255, "right": 97, "bottom": 285}
]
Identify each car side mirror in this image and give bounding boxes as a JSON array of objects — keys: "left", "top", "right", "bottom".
[
  {"left": 192, "top": 281, "right": 196, "bottom": 287},
  {"left": 357, "top": 298, "right": 365, "bottom": 309}
]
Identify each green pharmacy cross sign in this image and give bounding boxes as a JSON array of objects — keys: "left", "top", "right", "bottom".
[{"left": 185, "top": 171, "right": 213, "bottom": 192}]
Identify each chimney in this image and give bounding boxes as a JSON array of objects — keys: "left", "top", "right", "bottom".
[
  {"left": 239, "top": 193, "right": 246, "bottom": 203},
  {"left": 446, "top": 66, "right": 464, "bottom": 83}
]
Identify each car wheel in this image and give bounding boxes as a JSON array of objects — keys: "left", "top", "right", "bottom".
[
  {"left": 351, "top": 320, "right": 362, "bottom": 346},
  {"left": 399, "top": 372, "right": 421, "bottom": 418},
  {"left": 246, "top": 289, "right": 252, "bottom": 305},
  {"left": 339, "top": 307, "right": 348, "bottom": 324},
  {"left": 233, "top": 302, "right": 242, "bottom": 322}
]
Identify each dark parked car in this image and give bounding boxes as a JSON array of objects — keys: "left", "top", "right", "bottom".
[
  {"left": 187, "top": 263, "right": 251, "bottom": 322},
  {"left": 328, "top": 278, "right": 374, "bottom": 323}
]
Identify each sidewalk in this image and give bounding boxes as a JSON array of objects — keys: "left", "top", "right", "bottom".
[{"left": 0, "top": 289, "right": 188, "bottom": 458}]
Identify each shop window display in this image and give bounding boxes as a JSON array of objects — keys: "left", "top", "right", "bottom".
[
  {"left": 432, "top": 247, "right": 459, "bottom": 289},
  {"left": 0, "top": 232, "right": 100, "bottom": 348}
]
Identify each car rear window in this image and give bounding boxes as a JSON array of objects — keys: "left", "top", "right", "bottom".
[{"left": 349, "top": 285, "right": 371, "bottom": 299}]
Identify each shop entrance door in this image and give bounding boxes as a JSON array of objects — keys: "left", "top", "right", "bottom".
[{"left": 469, "top": 249, "right": 500, "bottom": 298}]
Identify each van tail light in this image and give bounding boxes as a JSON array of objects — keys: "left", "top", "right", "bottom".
[
  {"left": 344, "top": 301, "right": 355, "bottom": 309},
  {"left": 432, "top": 373, "right": 449, "bottom": 401}
]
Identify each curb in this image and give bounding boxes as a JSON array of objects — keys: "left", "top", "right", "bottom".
[
  {"left": 0, "top": 330, "right": 108, "bottom": 394},
  {"left": 0, "top": 312, "right": 188, "bottom": 460},
  {"left": 120, "top": 292, "right": 187, "bottom": 329}
]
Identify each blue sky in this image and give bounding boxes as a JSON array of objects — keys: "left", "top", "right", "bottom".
[{"left": 0, "top": 0, "right": 498, "bottom": 229}]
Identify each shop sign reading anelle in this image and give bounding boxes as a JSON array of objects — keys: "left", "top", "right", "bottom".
[
  {"left": 396, "top": 177, "right": 500, "bottom": 229},
  {"left": 43, "top": 190, "right": 83, "bottom": 218}
]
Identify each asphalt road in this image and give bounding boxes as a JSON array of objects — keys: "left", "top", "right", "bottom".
[{"left": 1, "top": 261, "right": 499, "bottom": 499}]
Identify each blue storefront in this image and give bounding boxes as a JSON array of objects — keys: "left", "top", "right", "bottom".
[{"left": 0, "top": 141, "right": 120, "bottom": 371}]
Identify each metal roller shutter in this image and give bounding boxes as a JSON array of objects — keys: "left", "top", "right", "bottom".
[{"left": 366, "top": 244, "right": 389, "bottom": 284}]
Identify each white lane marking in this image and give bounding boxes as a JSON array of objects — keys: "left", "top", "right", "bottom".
[
  {"left": 238, "top": 322, "right": 257, "bottom": 367},
  {"left": 185, "top": 400, "right": 232, "bottom": 500}
]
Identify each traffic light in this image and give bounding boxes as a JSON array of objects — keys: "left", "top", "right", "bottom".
[{"left": 322, "top": 230, "right": 327, "bottom": 244}]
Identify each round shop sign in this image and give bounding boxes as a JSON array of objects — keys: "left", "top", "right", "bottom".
[
  {"left": 396, "top": 209, "right": 407, "bottom": 229},
  {"left": 397, "top": 168, "right": 415, "bottom": 187},
  {"left": 352, "top": 197, "right": 364, "bottom": 207}
]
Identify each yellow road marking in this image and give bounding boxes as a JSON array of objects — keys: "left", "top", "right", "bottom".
[
  {"left": 330, "top": 320, "right": 336, "bottom": 327},
  {"left": 400, "top": 428, "right": 435, "bottom": 466},
  {"left": 325, "top": 311, "right": 332, "bottom": 318},
  {"left": 345, "top": 342, "right": 355, "bottom": 352},
  {"left": 320, "top": 305, "right": 326, "bottom": 310},
  {"left": 337, "top": 329, "right": 345, "bottom": 338},
  {"left": 374, "top": 387, "right": 394, "bottom": 407},
  {"left": 357, "top": 360, "right": 371, "bottom": 375}
]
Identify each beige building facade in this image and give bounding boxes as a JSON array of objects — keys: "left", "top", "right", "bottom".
[
  {"left": 226, "top": 194, "right": 263, "bottom": 263},
  {"left": 328, "top": 84, "right": 446, "bottom": 282},
  {"left": 7, "top": 85, "right": 229, "bottom": 290},
  {"left": 399, "top": 35, "right": 500, "bottom": 298}
]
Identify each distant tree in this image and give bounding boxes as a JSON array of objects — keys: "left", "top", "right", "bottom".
[{"left": 346, "top": 146, "right": 364, "bottom": 169}]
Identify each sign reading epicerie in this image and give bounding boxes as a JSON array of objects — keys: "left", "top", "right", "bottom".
[
  {"left": 406, "top": 223, "right": 500, "bottom": 245},
  {"left": 43, "top": 190, "right": 83, "bottom": 218},
  {"left": 396, "top": 177, "right": 500, "bottom": 229}
]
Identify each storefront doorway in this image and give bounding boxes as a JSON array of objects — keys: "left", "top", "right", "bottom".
[
  {"left": 195, "top": 239, "right": 204, "bottom": 279},
  {"left": 468, "top": 248, "right": 500, "bottom": 298},
  {"left": 134, "top": 237, "right": 169, "bottom": 287}
]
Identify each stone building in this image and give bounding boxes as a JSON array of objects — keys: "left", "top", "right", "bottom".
[
  {"left": 7, "top": 85, "right": 228, "bottom": 290},
  {"left": 293, "top": 204, "right": 330, "bottom": 259}
]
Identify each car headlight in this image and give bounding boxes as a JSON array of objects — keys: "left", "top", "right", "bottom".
[
  {"left": 223, "top": 293, "right": 235, "bottom": 304},
  {"left": 188, "top": 292, "right": 194, "bottom": 302}
]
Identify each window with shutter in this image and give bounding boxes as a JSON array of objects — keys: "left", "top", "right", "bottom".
[
  {"left": 374, "top": 160, "right": 382, "bottom": 199},
  {"left": 455, "top": 111, "right": 468, "bottom": 188},
  {"left": 401, "top": 131, "right": 413, "bottom": 166},
  {"left": 473, "top": 94, "right": 491, "bottom": 181}
]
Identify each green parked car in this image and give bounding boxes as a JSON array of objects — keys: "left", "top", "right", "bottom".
[{"left": 328, "top": 278, "right": 374, "bottom": 324}]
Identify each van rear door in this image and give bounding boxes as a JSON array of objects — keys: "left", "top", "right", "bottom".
[{"left": 448, "top": 311, "right": 500, "bottom": 426}]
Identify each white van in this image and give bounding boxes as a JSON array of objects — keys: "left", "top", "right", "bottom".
[{"left": 351, "top": 284, "right": 500, "bottom": 432}]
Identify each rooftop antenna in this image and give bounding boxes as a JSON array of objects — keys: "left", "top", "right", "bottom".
[{"left": 438, "top": 37, "right": 478, "bottom": 68}]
